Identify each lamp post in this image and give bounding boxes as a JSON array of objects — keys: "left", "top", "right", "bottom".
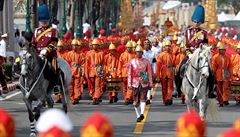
[
  {"left": 26, "top": 0, "right": 31, "bottom": 32},
  {"left": 62, "top": 0, "right": 67, "bottom": 37},
  {"left": 76, "top": 0, "right": 82, "bottom": 38}
]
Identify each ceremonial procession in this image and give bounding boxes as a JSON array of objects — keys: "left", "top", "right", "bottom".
[{"left": 0, "top": 0, "right": 240, "bottom": 136}]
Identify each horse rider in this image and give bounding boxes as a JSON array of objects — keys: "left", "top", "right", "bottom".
[
  {"left": 212, "top": 41, "right": 232, "bottom": 107},
  {"left": 156, "top": 40, "right": 175, "bottom": 105},
  {"left": 231, "top": 43, "right": 240, "bottom": 105},
  {"left": 104, "top": 43, "right": 120, "bottom": 104},
  {"left": 117, "top": 41, "right": 135, "bottom": 105},
  {"left": 177, "top": 5, "right": 216, "bottom": 98},
  {"left": 31, "top": 4, "right": 59, "bottom": 92},
  {"left": 128, "top": 45, "right": 153, "bottom": 122},
  {"left": 143, "top": 39, "right": 155, "bottom": 105},
  {"left": 65, "top": 39, "right": 85, "bottom": 105}
]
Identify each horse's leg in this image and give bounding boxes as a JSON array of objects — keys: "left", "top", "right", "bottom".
[
  {"left": 59, "top": 71, "right": 68, "bottom": 113},
  {"left": 46, "top": 95, "right": 54, "bottom": 108},
  {"left": 23, "top": 98, "right": 36, "bottom": 137}
]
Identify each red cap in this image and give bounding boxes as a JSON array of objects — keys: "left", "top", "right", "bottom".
[
  {"left": 112, "top": 28, "right": 117, "bottom": 33},
  {"left": 64, "top": 31, "right": 72, "bottom": 40},
  {"left": 0, "top": 108, "right": 15, "bottom": 137},
  {"left": 80, "top": 112, "right": 113, "bottom": 137},
  {"left": 38, "top": 126, "right": 71, "bottom": 137},
  {"left": 176, "top": 110, "right": 206, "bottom": 137},
  {"left": 218, "top": 128, "right": 240, "bottom": 137},
  {"left": 100, "top": 29, "right": 106, "bottom": 35}
]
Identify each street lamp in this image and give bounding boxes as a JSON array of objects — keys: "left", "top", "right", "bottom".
[
  {"left": 26, "top": 0, "right": 31, "bottom": 32},
  {"left": 62, "top": 0, "right": 67, "bottom": 37}
]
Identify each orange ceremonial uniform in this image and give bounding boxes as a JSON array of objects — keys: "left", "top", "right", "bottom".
[
  {"left": 156, "top": 50, "right": 175, "bottom": 105},
  {"left": 212, "top": 53, "right": 232, "bottom": 105},
  {"left": 65, "top": 51, "right": 85, "bottom": 103},
  {"left": 231, "top": 54, "right": 240, "bottom": 101},
  {"left": 117, "top": 51, "right": 135, "bottom": 102},
  {"left": 104, "top": 53, "right": 120, "bottom": 101},
  {"left": 85, "top": 49, "right": 104, "bottom": 102}
]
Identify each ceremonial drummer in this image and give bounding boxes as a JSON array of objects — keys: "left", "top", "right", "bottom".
[
  {"left": 65, "top": 39, "right": 85, "bottom": 105},
  {"left": 85, "top": 39, "right": 104, "bottom": 105},
  {"left": 212, "top": 42, "right": 232, "bottom": 107},
  {"left": 143, "top": 39, "right": 155, "bottom": 105},
  {"left": 128, "top": 45, "right": 153, "bottom": 122},
  {"left": 231, "top": 43, "right": 240, "bottom": 105},
  {"left": 118, "top": 41, "right": 135, "bottom": 105},
  {"left": 104, "top": 43, "right": 120, "bottom": 104},
  {"left": 156, "top": 40, "right": 175, "bottom": 105}
]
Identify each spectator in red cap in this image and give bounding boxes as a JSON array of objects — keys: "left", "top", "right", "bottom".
[
  {"left": 176, "top": 110, "right": 206, "bottom": 137},
  {"left": 0, "top": 107, "right": 15, "bottom": 137}
]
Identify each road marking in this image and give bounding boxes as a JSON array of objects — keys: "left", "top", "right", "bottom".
[
  {"left": 134, "top": 83, "right": 158, "bottom": 134},
  {"left": 0, "top": 91, "right": 21, "bottom": 101}
]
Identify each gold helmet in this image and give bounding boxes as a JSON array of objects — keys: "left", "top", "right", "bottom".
[
  {"left": 126, "top": 41, "right": 133, "bottom": 48},
  {"left": 71, "top": 39, "right": 79, "bottom": 45},
  {"left": 152, "top": 37, "right": 158, "bottom": 43},
  {"left": 109, "top": 43, "right": 116, "bottom": 50},
  {"left": 135, "top": 45, "right": 143, "bottom": 52},
  {"left": 172, "top": 35, "right": 178, "bottom": 41},
  {"left": 237, "top": 42, "right": 240, "bottom": 49},
  {"left": 217, "top": 41, "right": 225, "bottom": 50},
  {"left": 57, "top": 40, "right": 63, "bottom": 47},
  {"left": 131, "top": 40, "right": 137, "bottom": 48},
  {"left": 91, "top": 39, "right": 100, "bottom": 45},
  {"left": 180, "top": 42, "right": 186, "bottom": 48},
  {"left": 137, "top": 39, "right": 142, "bottom": 45},
  {"left": 164, "top": 40, "right": 171, "bottom": 46}
]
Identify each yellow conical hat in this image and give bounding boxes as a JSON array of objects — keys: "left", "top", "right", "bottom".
[
  {"left": 135, "top": 45, "right": 143, "bottom": 52},
  {"left": 217, "top": 41, "right": 225, "bottom": 50},
  {"left": 126, "top": 41, "right": 132, "bottom": 48},
  {"left": 109, "top": 43, "right": 116, "bottom": 50}
]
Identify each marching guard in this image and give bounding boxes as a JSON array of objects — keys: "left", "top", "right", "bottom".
[
  {"left": 128, "top": 45, "right": 153, "bottom": 122},
  {"left": 104, "top": 43, "right": 120, "bottom": 103},
  {"left": 143, "top": 39, "right": 155, "bottom": 105},
  {"left": 118, "top": 41, "right": 135, "bottom": 105},
  {"left": 156, "top": 40, "right": 175, "bottom": 105},
  {"left": 65, "top": 39, "right": 85, "bottom": 105},
  {"left": 85, "top": 39, "right": 104, "bottom": 105},
  {"left": 212, "top": 42, "right": 232, "bottom": 107},
  {"left": 231, "top": 44, "right": 240, "bottom": 104}
]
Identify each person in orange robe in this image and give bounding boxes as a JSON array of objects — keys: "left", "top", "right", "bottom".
[
  {"left": 212, "top": 42, "right": 232, "bottom": 107},
  {"left": 104, "top": 43, "right": 120, "bottom": 103},
  {"left": 171, "top": 35, "right": 180, "bottom": 57},
  {"left": 231, "top": 44, "right": 240, "bottom": 105},
  {"left": 85, "top": 39, "right": 104, "bottom": 105},
  {"left": 117, "top": 41, "right": 135, "bottom": 105},
  {"left": 65, "top": 39, "right": 85, "bottom": 104},
  {"left": 175, "top": 42, "right": 186, "bottom": 104},
  {"left": 85, "top": 42, "right": 94, "bottom": 98},
  {"left": 156, "top": 40, "right": 175, "bottom": 105}
]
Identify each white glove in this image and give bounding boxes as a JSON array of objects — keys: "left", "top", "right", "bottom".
[{"left": 39, "top": 49, "right": 48, "bottom": 57}]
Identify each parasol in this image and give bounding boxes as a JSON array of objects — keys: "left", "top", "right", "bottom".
[{"left": 162, "top": 1, "right": 181, "bottom": 10}]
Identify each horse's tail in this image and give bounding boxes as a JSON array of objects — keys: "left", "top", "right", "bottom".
[
  {"left": 206, "top": 98, "right": 219, "bottom": 122},
  {"left": 57, "top": 58, "right": 72, "bottom": 112}
]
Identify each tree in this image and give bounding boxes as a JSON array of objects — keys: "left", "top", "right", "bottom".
[{"left": 218, "top": 0, "right": 240, "bottom": 14}]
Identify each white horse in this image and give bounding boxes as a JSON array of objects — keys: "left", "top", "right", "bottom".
[{"left": 181, "top": 44, "right": 212, "bottom": 119}]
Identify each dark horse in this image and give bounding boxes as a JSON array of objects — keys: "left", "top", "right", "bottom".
[{"left": 19, "top": 45, "right": 71, "bottom": 137}]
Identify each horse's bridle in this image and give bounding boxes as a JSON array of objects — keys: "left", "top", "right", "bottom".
[
  {"left": 189, "top": 51, "right": 209, "bottom": 72},
  {"left": 20, "top": 50, "right": 34, "bottom": 72}
]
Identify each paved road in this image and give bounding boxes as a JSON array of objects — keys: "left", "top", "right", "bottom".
[{"left": 0, "top": 84, "right": 239, "bottom": 137}]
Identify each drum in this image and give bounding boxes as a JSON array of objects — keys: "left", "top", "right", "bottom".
[
  {"left": 231, "top": 82, "right": 240, "bottom": 96},
  {"left": 106, "top": 78, "right": 123, "bottom": 92}
]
